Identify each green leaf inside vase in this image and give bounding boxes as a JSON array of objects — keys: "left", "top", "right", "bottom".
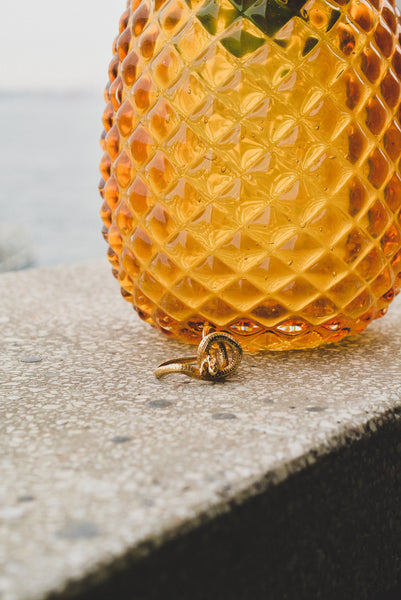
[{"left": 194, "top": 0, "right": 308, "bottom": 57}]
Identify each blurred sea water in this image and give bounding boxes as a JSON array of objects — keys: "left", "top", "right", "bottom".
[{"left": 0, "top": 91, "right": 106, "bottom": 269}]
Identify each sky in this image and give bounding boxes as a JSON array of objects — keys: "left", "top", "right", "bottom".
[{"left": 0, "top": 1, "right": 125, "bottom": 92}]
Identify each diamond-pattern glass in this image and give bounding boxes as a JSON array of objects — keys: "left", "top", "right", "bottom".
[{"left": 100, "top": 0, "right": 401, "bottom": 350}]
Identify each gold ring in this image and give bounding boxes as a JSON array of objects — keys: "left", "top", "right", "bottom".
[{"left": 155, "top": 331, "right": 243, "bottom": 381}]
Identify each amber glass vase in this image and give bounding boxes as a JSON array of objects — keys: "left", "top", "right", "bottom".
[{"left": 100, "top": 0, "right": 401, "bottom": 350}]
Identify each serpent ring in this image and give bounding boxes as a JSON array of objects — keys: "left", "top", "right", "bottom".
[{"left": 154, "top": 331, "right": 243, "bottom": 382}]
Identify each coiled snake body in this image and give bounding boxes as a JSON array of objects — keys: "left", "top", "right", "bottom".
[{"left": 155, "top": 332, "right": 243, "bottom": 382}]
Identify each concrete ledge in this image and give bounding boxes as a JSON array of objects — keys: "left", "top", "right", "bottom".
[{"left": 1, "top": 261, "right": 401, "bottom": 600}]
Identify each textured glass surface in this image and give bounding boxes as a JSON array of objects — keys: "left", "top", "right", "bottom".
[{"left": 100, "top": 0, "right": 401, "bottom": 350}]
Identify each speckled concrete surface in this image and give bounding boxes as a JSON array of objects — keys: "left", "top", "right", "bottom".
[{"left": 1, "top": 261, "right": 401, "bottom": 600}]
